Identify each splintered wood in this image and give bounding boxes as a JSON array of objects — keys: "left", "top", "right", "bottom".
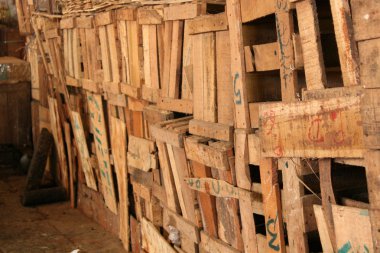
[{"left": 21, "top": 0, "right": 380, "bottom": 252}]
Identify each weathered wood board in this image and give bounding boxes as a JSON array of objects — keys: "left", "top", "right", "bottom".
[
  {"left": 141, "top": 218, "right": 177, "bottom": 253},
  {"left": 87, "top": 93, "right": 117, "bottom": 214},
  {"left": 127, "top": 135, "right": 157, "bottom": 171},
  {"left": 332, "top": 205, "right": 374, "bottom": 252},
  {"left": 71, "top": 111, "right": 97, "bottom": 191},
  {"left": 110, "top": 116, "right": 129, "bottom": 250},
  {"left": 259, "top": 96, "right": 364, "bottom": 158}
]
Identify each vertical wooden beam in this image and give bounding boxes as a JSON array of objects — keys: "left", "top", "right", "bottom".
[
  {"left": 260, "top": 158, "right": 286, "bottom": 253},
  {"left": 296, "top": 0, "right": 326, "bottom": 90},
  {"left": 280, "top": 158, "right": 308, "bottom": 253},
  {"left": 365, "top": 150, "right": 380, "bottom": 252},
  {"left": 319, "top": 159, "right": 337, "bottom": 251},
  {"left": 329, "top": 0, "right": 360, "bottom": 87}
]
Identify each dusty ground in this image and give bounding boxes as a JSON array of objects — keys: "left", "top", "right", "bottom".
[{"left": 0, "top": 166, "right": 126, "bottom": 253}]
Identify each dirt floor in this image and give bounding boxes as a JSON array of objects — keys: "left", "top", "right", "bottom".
[{"left": 0, "top": 166, "right": 127, "bottom": 253}]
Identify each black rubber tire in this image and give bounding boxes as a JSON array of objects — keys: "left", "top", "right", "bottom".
[
  {"left": 25, "top": 128, "right": 53, "bottom": 191},
  {"left": 22, "top": 187, "right": 66, "bottom": 206}
]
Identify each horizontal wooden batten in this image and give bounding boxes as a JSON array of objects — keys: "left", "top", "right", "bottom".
[
  {"left": 187, "top": 13, "right": 228, "bottom": 34},
  {"left": 157, "top": 98, "right": 193, "bottom": 114},
  {"left": 137, "top": 9, "right": 163, "bottom": 25},
  {"left": 95, "top": 11, "right": 114, "bottom": 26},
  {"left": 66, "top": 76, "right": 81, "bottom": 87},
  {"left": 116, "top": 8, "right": 136, "bottom": 21},
  {"left": 163, "top": 3, "right": 200, "bottom": 21},
  {"left": 184, "top": 136, "right": 230, "bottom": 170},
  {"left": 259, "top": 96, "right": 365, "bottom": 158},
  {"left": 120, "top": 83, "right": 141, "bottom": 99},
  {"left": 189, "top": 119, "right": 233, "bottom": 142},
  {"left": 60, "top": 17, "right": 75, "bottom": 29}
]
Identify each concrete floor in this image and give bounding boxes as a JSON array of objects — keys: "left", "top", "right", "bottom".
[{"left": 0, "top": 166, "right": 126, "bottom": 253}]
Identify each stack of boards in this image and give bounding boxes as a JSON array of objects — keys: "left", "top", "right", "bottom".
[{"left": 17, "top": 0, "right": 380, "bottom": 252}]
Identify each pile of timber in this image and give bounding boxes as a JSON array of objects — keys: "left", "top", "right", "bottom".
[{"left": 17, "top": 0, "right": 380, "bottom": 252}]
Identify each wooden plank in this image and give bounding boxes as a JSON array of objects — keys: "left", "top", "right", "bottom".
[
  {"left": 365, "top": 150, "right": 380, "bottom": 251},
  {"left": 189, "top": 119, "right": 233, "bottom": 142},
  {"left": 200, "top": 231, "right": 240, "bottom": 253},
  {"left": 71, "top": 111, "right": 97, "bottom": 191},
  {"left": 118, "top": 21, "right": 131, "bottom": 85},
  {"left": 252, "top": 42, "right": 279, "bottom": 71},
  {"left": 128, "top": 135, "right": 157, "bottom": 172},
  {"left": 351, "top": 0, "right": 380, "bottom": 41},
  {"left": 48, "top": 97, "right": 69, "bottom": 192},
  {"left": 240, "top": 0, "right": 275, "bottom": 23},
  {"left": 319, "top": 159, "right": 337, "bottom": 251},
  {"left": 332, "top": 205, "right": 374, "bottom": 252},
  {"left": 193, "top": 32, "right": 217, "bottom": 122},
  {"left": 358, "top": 38, "right": 380, "bottom": 89},
  {"left": 191, "top": 161, "right": 218, "bottom": 237},
  {"left": 259, "top": 96, "right": 364, "bottom": 158},
  {"left": 188, "top": 13, "right": 228, "bottom": 34},
  {"left": 87, "top": 93, "right": 117, "bottom": 214},
  {"left": 296, "top": 0, "right": 326, "bottom": 90},
  {"left": 163, "top": 208, "right": 200, "bottom": 243},
  {"left": 110, "top": 116, "right": 129, "bottom": 250},
  {"left": 150, "top": 124, "right": 187, "bottom": 148},
  {"left": 116, "top": 8, "right": 136, "bottom": 21},
  {"left": 329, "top": 0, "right": 360, "bottom": 87},
  {"left": 98, "top": 26, "right": 112, "bottom": 82},
  {"left": 182, "top": 20, "right": 193, "bottom": 100},
  {"left": 167, "top": 145, "right": 197, "bottom": 224},
  {"left": 216, "top": 30, "right": 234, "bottom": 125},
  {"left": 302, "top": 85, "right": 363, "bottom": 101},
  {"left": 156, "top": 141, "right": 181, "bottom": 213},
  {"left": 185, "top": 177, "right": 255, "bottom": 202},
  {"left": 60, "top": 17, "right": 75, "bottom": 29},
  {"left": 157, "top": 98, "right": 193, "bottom": 114},
  {"left": 260, "top": 158, "right": 286, "bottom": 253},
  {"left": 313, "top": 205, "right": 334, "bottom": 253},
  {"left": 168, "top": 21, "right": 183, "bottom": 99},
  {"left": 275, "top": 3, "right": 298, "bottom": 101},
  {"left": 95, "top": 11, "right": 114, "bottom": 27},
  {"left": 227, "top": 0, "right": 251, "bottom": 129},
  {"left": 361, "top": 89, "right": 380, "bottom": 149},
  {"left": 138, "top": 9, "right": 163, "bottom": 25},
  {"left": 107, "top": 23, "right": 120, "bottom": 83},
  {"left": 248, "top": 133, "right": 260, "bottom": 166},
  {"left": 76, "top": 16, "right": 93, "bottom": 29},
  {"left": 141, "top": 218, "right": 177, "bottom": 253},
  {"left": 163, "top": 3, "right": 200, "bottom": 21},
  {"left": 184, "top": 136, "right": 230, "bottom": 170},
  {"left": 280, "top": 158, "right": 308, "bottom": 253},
  {"left": 63, "top": 122, "right": 75, "bottom": 208}
]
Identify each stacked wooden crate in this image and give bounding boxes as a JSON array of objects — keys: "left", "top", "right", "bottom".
[{"left": 16, "top": 0, "right": 380, "bottom": 252}]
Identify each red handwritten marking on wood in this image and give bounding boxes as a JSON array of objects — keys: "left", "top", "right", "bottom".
[
  {"left": 263, "top": 110, "right": 276, "bottom": 135},
  {"left": 308, "top": 116, "right": 324, "bottom": 143}
]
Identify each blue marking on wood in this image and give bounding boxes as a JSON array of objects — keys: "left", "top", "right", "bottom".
[
  {"left": 233, "top": 72, "right": 242, "bottom": 105},
  {"left": 338, "top": 241, "right": 352, "bottom": 253},
  {"left": 266, "top": 214, "right": 280, "bottom": 251}
]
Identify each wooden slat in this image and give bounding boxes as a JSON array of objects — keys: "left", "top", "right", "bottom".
[
  {"left": 163, "top": 3, "right": 200, "bottom": 21},
  {"left": 332, "top": 205, "right": 374, "bottom": 252},
  {"left": 191, "top": 161, "right": 218, "bottom": 237},
  {"left": 127, "top": 135, "right": 157, "bottom": 171},
  {"left": 110, "top": 116, "right": 129, "bottom": 250},
  {"left": 252, "top": 42, "right": 279, "bottom": 71},
  {"left": 296, "top": 0, "right": 326, "bottom": 90},
  {"left": 184, "top": 136, "right": 230, "bottom": 170},
  {"left": 141, "top": 218, "right": 176, "bottom": 253},
  {"left": 200, "top": 231, "right": 240, "bottom": 253},
  {"left": 351, "top": 0, "right": 380, "bottom": 41},
  {"left": 87, "top": 93, "right": 117, "bottom": 214},
  {"left": 329, "top": 0, "right": 360, "bottom": 87},
  {"left": 189, "top": 119, "right": 233, "bottom": 142},
  {"left": 71, "top": 111, "right": 97, "bottom": 191},
  {"left": 188, "top": 13, "right": 228, "bottom": 34},
  {"left": 358, "top": 38, "right": 380, "bottom": 89},
  {"left": 240, "top": 0, "right": 275, "bottom": 23},
  {"left": 138, "top": 9, "right": 163, "bottom": 25},
  {"left": 193, "top": 32, "right": 217, "bottom": 122},
  {"left": 260, "top": 158, "right": 286, "bottom": 253}
]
